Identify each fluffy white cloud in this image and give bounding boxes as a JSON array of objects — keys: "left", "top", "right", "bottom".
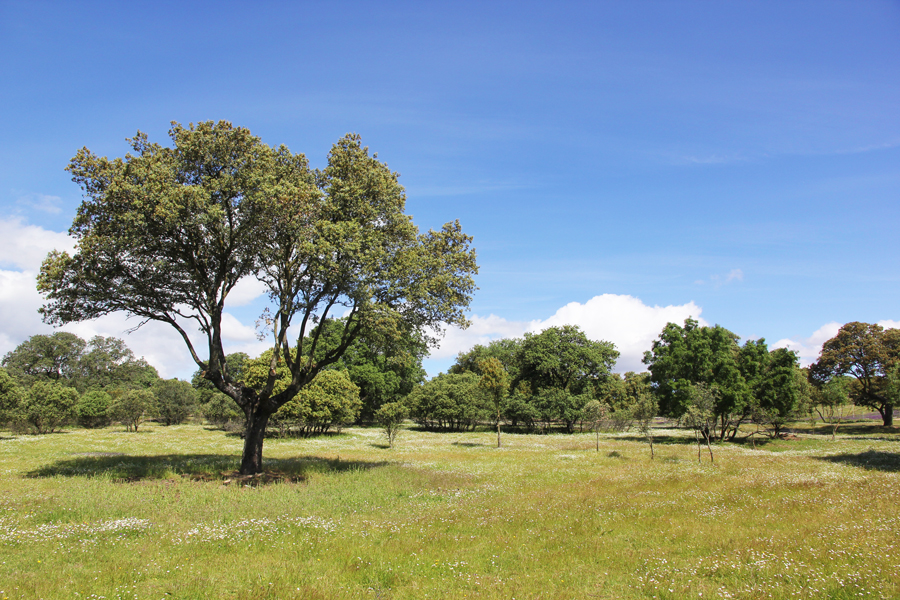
[
  {"left": 0, "top": 216, "right": 74, "bottom": 270},
  {"left": 428, "top": 294, "right": 706, "bottom": 373},
  {"left": 226, "top": 277, "right": 267, "bottom": 307},
  {"left": 771, "top": 322, "right": 843, "bottom": 366}
]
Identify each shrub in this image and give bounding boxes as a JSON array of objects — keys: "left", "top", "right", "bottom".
[
  {"left": 152, "top": 378, "right": 197, "bottom": 425},
  {"left": 406, "top": 372, "right": 488, "bottom": 431},
  {"left": 110, "top": 389, "right": 155, "bottom": 432},
  {"left": 0, "top": 367, "right": 24, "bottom": 427},
  {"left": 76, "top": 390, "right": 112, "bottom": 428},
  {"left": 375, "top": 401, "right": 409, "bottom": 448},
  {"left": 21, "top": 381, "right": 79, "bottom": 433},
  {"left": 275, "top": 370, "right": 361, "bottom": 436},
  {"left": 201, "top": 394, "right": 242, "bottom": 427}
]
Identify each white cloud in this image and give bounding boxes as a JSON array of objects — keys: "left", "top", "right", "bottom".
[
  {"left": 16, "top": 193, "right": 63, "bottom": 214},
  {"left": 877, "top": 319, "right": 900, "bottom": 330},
  {"left": 772, "top": 321, "right": 843, "bottom": 367},
  {"left": 0, "top": 217, "right": 75, "bottom": 270},
  {"left": 226, "top": 277, "right": 267, "bottom": 307},
  {"left": 429, "top": 294, "right": 705, "bottom": 373}
]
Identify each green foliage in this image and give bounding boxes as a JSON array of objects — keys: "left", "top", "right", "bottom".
[
  {"left": 750, "top": 348, "right": 807, "bottom": 437},
  {"left": 37, "top": 121, "right": 478, "bottom": 473},
  {"left": 517, "top": 325, "right": 618, "bottom": 397},
  {"left": 1, "top": 333, "right": 157, "bottom": 393},
  {"left": 478, "top": 357, "right": 510, "bottom": 446},
  {"left": 375, "top": 401, "right": 409, "bottom": 448},
  {"left": 299, "top": 319, "right": 426, "bottom": 422},
  {"left": 811, "top": 321, "right": 900, "bottom": 426},
  {"left": 451, "top": 338, "right": 524, "bottom": 380},
  {"left": 274, "top": 370, "right": 361, "bottom": 436},
  {"left": 683, "top": 383, "right": 718, "bottom": 462},
  {"left": 152, "top": 379, "right": 197, "bottom": 426},
  {"left": 109, "top": 389, "right": 155, "bottom": 432},
  {"left": 75, "top": 390, "right": 112, "bottom": 428},
  {"left": 0, "top": 367, "right": 24, "bottom": 426},
  {"left": 811, "top": 376, "right": 851, "bottom": 440},
  {"left": 21, "top": 381, "right": 79, "bottom": 433},
  {"left": 643, "top": 318, "right": 749, "bottom": 434},
  {"left": 406, "top": 372, "right": 488, "bottom": 431},
  {"left": 201, "top": 394, "right": 243, "bottom": 427}
]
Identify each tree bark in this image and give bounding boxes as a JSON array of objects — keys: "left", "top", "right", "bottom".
[
  {"left": 883, "top": 404, "right": 894, "bottom": 427},
  {"left": 240, "top": 409, "right": 272, "bottom": 475}
]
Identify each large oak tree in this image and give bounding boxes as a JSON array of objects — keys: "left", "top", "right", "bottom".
[
  {"left": 810, "top": 322, "right": 900, "bottom": 427},
  {"left": 38, "top": 121, "right": 478, "bottom": 474}
]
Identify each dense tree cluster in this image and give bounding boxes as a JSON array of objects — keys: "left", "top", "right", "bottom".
[
  {"left": 642, "top": 318, "right": 810, "bottom": 439},
  {"left": 0, "top": 333, "right": 198, "bottom": 432}
]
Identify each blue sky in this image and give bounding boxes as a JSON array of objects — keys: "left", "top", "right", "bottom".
[{"left": 1, "top": 1, "right": 898, "bottom": 378}]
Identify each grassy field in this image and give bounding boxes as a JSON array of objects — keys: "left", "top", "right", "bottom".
[{"left": 1, "top": 420, "right": 899, "bottom": 600}]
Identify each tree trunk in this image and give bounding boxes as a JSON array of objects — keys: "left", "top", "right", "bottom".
[
  {"left": 240, "top": 409, "right": 271, "bottom": 475},
  {"left": 497, "top": 415, "right": 501, "bottom": 448},
  {"left": 883, "top": 404, "right": 894, "bottom": 427}
]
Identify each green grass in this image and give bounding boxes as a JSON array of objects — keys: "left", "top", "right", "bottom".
[{"left": 1, "top": 422, "right": 899, "bottom": 599}]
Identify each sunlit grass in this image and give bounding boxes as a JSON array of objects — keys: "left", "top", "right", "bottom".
[{"left": 0, "top": 421, "right": 898, "bottom": 599}]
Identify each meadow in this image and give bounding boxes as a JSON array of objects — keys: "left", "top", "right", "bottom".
[{"left": 1, "top": 420, "right": 899, "bottom": 600}]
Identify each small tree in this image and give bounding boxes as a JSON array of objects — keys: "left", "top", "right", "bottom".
[
  {"left": 375, "top": 401, "right": 409, "bottom": 448},
  {"left": 684, "top": 383, "right": 718, "bottom": 463},
  {"left": 275, "top": 370, "right": 362, "bottom": 435},
  {"left": 21, "top": 381, "right": 79, "bottom": 433},
  {"left": 152, "top": 378, "right": 197, "bottom": 425},
  {"left": 581, "top": 399, "right": 609, "bottom": 452},
  {"left": 76, "top": 390, "right": 112, "bottom": 428},
  {"left": 811, "top": 377, "right": 851, "bottom": 440},
  {"left": 110, "top": 389, "right": 155, "bottom": 432},
  {"left": 631, "top": 391, "right": 658, "bottom": 460},
  {"left": 478, "top": 357, "right": 510, "bottom": 448}
]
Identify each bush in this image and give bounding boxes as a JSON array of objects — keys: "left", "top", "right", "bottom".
[
  {"left": 0, "top": 367, "right": 24, "bottom": 427},
  {"left": 76, "top": 390, "right": 112, "bottom": 428},
  {"left": 406, "top": 372, "right": 488, "bottom": 431},
  {"left": 152, "top": 379, "right": 197, "bottom": 425},
  {"left": 275, "top": 370, "right": 361, "bottom": 436},
  {"left": 375, "top": 401, "right": 409, "bottom": 448},
  {"left": 21, "top": 381, "right": 79, "bottom": 433},
  {"left": 110, "top": 389, "right": 155, "bottom": 432},
  {"left": 201, "top": 394, "right": 242, "bottom": 427}
]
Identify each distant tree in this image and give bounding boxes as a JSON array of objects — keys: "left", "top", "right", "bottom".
[
  {"left": 810, "top": 376, "right": 851, "bottom": 440},
  {"left": 406, "top": 372, "right": 488, "bottom": 431},
  {"left": 518, "top": 325, "right": 618, "bottom": 397},
  {"left": 76, "top": 390, "right": 112, "bottom": 428},
  {"left": 451, "top": 338, "right": 523, "bottom": 380},
  {"left": 152, "top": 379, "right": 197, "bottom": 425},
  {"left": 643, "top": 319, "right": 750, "bottom": 440},
  {"left": 21, "top": 381, "right": 79, "bottom": 433},
  {"left": 503, "top": 381, "right": 538, "bottom": 431},
  {"left": 78, "top": 335, "right": 159, "bottom": 392},
  {"left": 810, "top": 322, "right": 900, "bottom": 426},
  {"left": 375, "top": 401, "right": 409, "bottom": 448},
  {"left": 2, "top": 332, "right": 86, "bottom": 386},
  {"left": 581, "top": 399, "right": 609, "bottom": 452},
  {"left": 478, "top": 357, "right": 510, "bottom": 447},
  {"left": 750, "top": 348, "right": 807, "bottom": 438},
  {"left": 631, "top": 390, "right": 658, "bottom": 460},
  {"left": 0, "top": 368, "right": 24, "bottom": 426},
  {"left": 298, "top": 318, "right": 426, "bottom": 422},
  {"left": 110, "top": 389, "right": 155, "bottom": 432},
  {"left": 201, "top": 394, "right": 243, "bottom": 427}
]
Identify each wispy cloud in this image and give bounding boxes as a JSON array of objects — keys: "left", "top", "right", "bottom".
[
  {"left": 696, "top": 268, "right": 744, "bottom": 287},
  {"left": 16, "top": 193, "right": 63, "bottom": 214}
]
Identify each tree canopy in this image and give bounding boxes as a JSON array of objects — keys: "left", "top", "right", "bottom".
[
  {"left": 38, "top": 121, "right": 478, "bottom": 473},
  {"left": 810, "top": 322, "right": 900, "bottom": 426}
]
